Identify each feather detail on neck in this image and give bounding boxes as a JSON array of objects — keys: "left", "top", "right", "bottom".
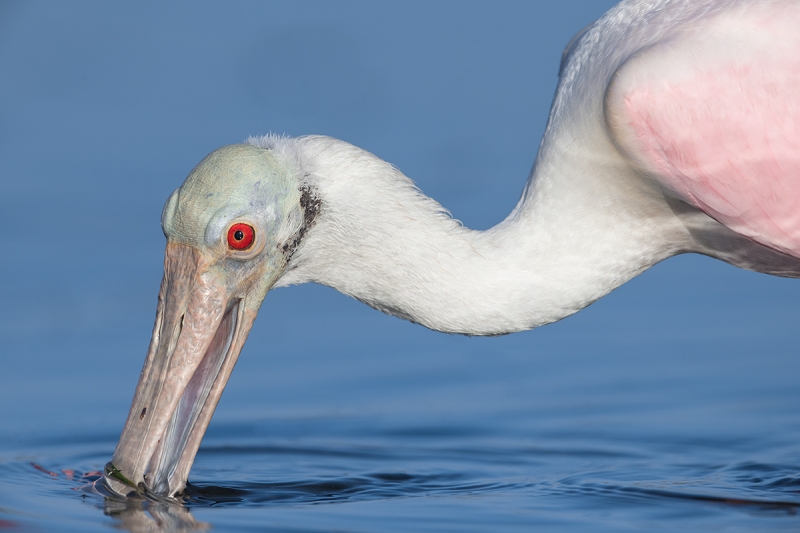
[{"left": 247, "top": 134, "right": 683, "bottom": 335}]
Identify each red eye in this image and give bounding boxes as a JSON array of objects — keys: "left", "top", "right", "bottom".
[{"left": 227, "top": 223, "right": 255, "bottom": 250}]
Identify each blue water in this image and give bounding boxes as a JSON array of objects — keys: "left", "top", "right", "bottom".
[
  {"left": 3, "top": 268, "right": 800, "bottom": 532},
  {"left": 2, "top": 1, "right": 800, "bottom": 531}
]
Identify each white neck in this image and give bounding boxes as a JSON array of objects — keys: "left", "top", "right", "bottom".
[
  {"left": 259, "top": 133, "right": 688, "bottom": 335},
  {"left": 247, "top": 0, "right": 786, "bottom": 335}
]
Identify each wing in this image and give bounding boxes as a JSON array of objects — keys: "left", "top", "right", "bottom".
[{"left": 606, "top": 1, "right": 800, "bottom": 258}]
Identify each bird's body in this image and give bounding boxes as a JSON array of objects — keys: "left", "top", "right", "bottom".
[
  {"left": 250, "top": 0, "right": 800, "bottom": 334},
  {"left": 104, "top": 0, "right": 800, "bottom": 499}
]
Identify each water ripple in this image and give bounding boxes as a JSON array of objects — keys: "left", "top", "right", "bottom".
[{"left": 5, "top": 424, "right": 800, "bottom": 532}]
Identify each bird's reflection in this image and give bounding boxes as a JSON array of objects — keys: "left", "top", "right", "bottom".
[{"left": 93, "top": 479, "right": 210, "bottom": 533}]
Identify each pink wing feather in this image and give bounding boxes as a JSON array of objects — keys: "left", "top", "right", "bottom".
[{"left": 608, "top": 2, "right": 800, "bottom": 258}]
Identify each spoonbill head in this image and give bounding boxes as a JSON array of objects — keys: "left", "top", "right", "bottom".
[{"left": 105, "top": 144, "right": 309, "bottom": 497}]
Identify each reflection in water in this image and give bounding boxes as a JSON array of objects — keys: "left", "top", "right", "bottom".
[
  {"left": 103, "top": 498, "right": 209, "bottom": 533},
  {"left": 91, "top": 479, "right": 210, "bottom": 533}
]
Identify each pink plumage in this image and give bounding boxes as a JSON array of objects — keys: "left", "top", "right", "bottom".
[{"left": 609, "top": 2, "right": 800, "bottom": 258}]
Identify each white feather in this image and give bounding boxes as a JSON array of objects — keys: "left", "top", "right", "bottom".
[{"left": 245, "top": 0, "right": 800, "bottom": 335}]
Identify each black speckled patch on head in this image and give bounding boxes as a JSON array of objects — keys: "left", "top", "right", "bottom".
[
  {"left": 281, "top": 182, "right": 321, "bottom": 260},
  {"left": 299, "top": 183, "right": 321, "bottom": 226}
]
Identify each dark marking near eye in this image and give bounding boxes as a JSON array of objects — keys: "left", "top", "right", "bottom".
[
  {"left": 282, "top": 183, "right": 321, "bottom": 259},
  {"left": 140, "top": 407, "right": 147, "bottom": 420},
  {"left": 299, "top": 183, "right": 321, "bottom": 227}
]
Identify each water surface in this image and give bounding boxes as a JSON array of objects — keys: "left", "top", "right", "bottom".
[{"left": 3, "top": 276, "right": 800, "bottom": 531}]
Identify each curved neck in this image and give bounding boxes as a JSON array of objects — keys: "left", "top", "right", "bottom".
[
  {"left": 254, "top": 1, "right": 755, "bottom": 335},
  {"left": 265, "top": 135, "right": 686, "bottom": 335}
]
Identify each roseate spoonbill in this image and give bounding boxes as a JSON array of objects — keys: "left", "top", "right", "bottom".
[{"left": 104, "top": 0, "right": 800, "bottom": 498}]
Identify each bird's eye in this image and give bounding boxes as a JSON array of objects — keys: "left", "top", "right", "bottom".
[{"left": 227, "top": 223, "right": 255, "bottom": 250}]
